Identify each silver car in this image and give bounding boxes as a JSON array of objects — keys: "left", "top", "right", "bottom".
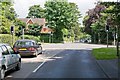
[{"left": 0, "top": 43, "right": 21, "bottom": 79}]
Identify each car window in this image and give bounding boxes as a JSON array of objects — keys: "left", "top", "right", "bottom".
[
  {"left": 1, "top": 45, "right": 9, "bottom": 55},
  {"left": 15, "top": 41, "right": 34, "bottom": 46},
  {"left": 0, "top": 47, "right": 3, "bottom": 57},
  {"left": 6, "top": 45, "right": 14, "bottom": 54}
]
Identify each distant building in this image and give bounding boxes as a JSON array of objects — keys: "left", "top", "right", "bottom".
[{"left": 19, "top": 18, "right": 53, "bottom": 34}]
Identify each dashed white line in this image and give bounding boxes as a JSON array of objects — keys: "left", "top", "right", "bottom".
[{"left": 32, "top": 60, "right": 46, "bottom": 73}]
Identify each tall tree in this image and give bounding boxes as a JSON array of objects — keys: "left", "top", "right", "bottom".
[
  {"left": 45, "top": 0, "right": 81, "bottom": 41},
  {"left": 27, "top": 5, "right": 45, "bottom": 18},
  {"left": 83, "top": 2, "right": 120, "bottom": 44},
  {"left": 83, "top": 3, "right": 106, "bottom": 35},
  {"left": 0, "top": 1, "right": 17, "bottom": 34}
]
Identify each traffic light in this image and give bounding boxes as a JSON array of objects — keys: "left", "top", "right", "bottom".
[
  {"left": 10, "top": 26, "right": 14, "bottom": 34},
  {"left": 106, "top": 25, "right": 109, "bottom": 31}
]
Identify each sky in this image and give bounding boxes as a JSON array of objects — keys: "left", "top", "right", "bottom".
[{"left": 13, "top": 0, "right": 117, "bottom": 23}]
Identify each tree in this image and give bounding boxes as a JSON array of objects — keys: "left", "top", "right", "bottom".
[
  {"left": 14, "top": 19, "right": 26, "bottom": 36},
  {"left": 83, "top": 2, "right": 120, "bottom": 44},
  {"left": 27, "top": 5, "right": 45, "bottom": 18},
  {"left": 83, "top": 3, "right": 106, "bottom": 35},
  {"left": 26, "top": 23, "right": 42, "bottom": 36},
  {"left": 45, "top": 0, "right": 81, "bottom": 42},
  {"left": 0, "top": 1, "right": 17, "bottom": 34}
]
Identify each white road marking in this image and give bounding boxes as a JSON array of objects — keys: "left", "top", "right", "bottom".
[
  {"left": 32, "top": 60, "right": 46, "bottom": 73},
  {"left": 32, "top": 50, "right": 63, "bottom": 73}
]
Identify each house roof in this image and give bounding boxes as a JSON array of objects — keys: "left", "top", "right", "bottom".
[
  {"left": 40, "top": 27, "right": 54, "bottom": 34},
  {"left": 19, "top": 18, "right": 46, "bottom": 25}
]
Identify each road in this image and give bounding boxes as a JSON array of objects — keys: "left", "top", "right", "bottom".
[
  {"left": 27, "top": 50, "right": 108, "bottom": 78},
  {"left": 5, "top": 43, "right": 114, "bottom": 79}
]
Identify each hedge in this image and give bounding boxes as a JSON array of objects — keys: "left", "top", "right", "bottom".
[
  {"left": 19, "top": 35, "right": 40, "bottom": 42},
  {"left": 0, "top": 34, "right": 19, "bottom": 46}
]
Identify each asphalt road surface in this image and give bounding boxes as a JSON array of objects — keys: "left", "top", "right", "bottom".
[
  {"left": 26, "top": 50, "right": 108, "bottom": 78},
  {"left": 5, "top": 43, "right": 114, "bottom": 79}
]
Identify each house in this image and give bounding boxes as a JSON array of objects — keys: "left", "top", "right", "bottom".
[{"left": 19, "top": 18, "right": 53, "bottom": 34}]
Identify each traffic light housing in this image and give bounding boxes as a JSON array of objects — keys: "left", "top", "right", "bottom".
[
  {"left": 10, "top": 26, "right": 14, "bottom": 34},
  {"left": 106, "top": 25, "right": 109, "bottom": 31}
]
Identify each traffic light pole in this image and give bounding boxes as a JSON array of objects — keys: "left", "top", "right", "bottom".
[
  {"left": 116, "top": 26, "right": 119, "bottom": 57},
  {"left": 106, "top": 30, "right": 109, "bottom": 48},
  {"left": 10, "top": 26, "right": 14, "bottom": 45},
  {"left": 11, "top": 31, "right": 14, "bottom": 46},
  {"left": 116, "top": 0, "right": 120, "bottom": 79},
  {"left": 22, "top": 29, "right": 24, "bottom": 40},
  {"left": 106, "top": 25, "right": 109, "bottom": 48}
]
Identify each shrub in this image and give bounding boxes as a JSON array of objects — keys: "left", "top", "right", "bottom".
[
  {"left": 19, "top": 35, "right": 40, "bottom": 42},
  {"left": 0, "top": 34, "right": 19, "bottom": 46}
]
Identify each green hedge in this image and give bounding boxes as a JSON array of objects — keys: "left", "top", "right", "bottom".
[
  {"left": 0, "top": 34, "right": 19, "bottom": 46},
  {"left": 20, "top": 35, "right": 40, "bottom": 42}
]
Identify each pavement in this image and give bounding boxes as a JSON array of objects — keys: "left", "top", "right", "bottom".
[{"left": 96, "top": 59, "right": 118, "bottom": 79}]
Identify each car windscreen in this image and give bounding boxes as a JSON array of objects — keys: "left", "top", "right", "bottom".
[{"left": 14, "top": 41, "right": 34, "bottom": 47}]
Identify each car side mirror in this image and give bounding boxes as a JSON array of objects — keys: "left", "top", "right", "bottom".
[
  {"left": 35, "top": 45, "right": 39, "bottom": 48},
  {"left": 37, "top": 42, "right": 41, "bottom": 45}
]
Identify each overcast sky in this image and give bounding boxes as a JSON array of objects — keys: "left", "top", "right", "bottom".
[{"left": 13, "top": 0, "right": 117, "bottom": 23}]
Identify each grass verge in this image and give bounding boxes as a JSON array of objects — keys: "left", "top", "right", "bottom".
[{"left": 92, "top": 47, "right": 118, "bottom": 60}]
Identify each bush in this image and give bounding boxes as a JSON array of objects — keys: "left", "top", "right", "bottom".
[
  {"left": 0, "top": 34, "right": 19, "bottom": 46},
  {"left": 40, "top": 34, "right": 50, "bottom": 43},
  {"left": 20, "top": 35, "right": 40, "bottom": 42}
]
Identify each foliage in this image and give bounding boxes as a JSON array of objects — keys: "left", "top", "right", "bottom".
[
  {"left": 0, "top": 0, "right": 82, "bottom": 43},
  {"left": 27, "top": 5, "right": 45, "bottom": 18},
  {"left": 0, "top": 34, "right": 19, "bottom": 46},
  {"left": 40, "top": 34, "right": 51, "bottom": 43},
  {"left": 92, "top": 48, "right": 117, "bottom": 60},
  {"left": 15, "top": 19, "right": 26, "bottom": 28},
  {"left": 61, "top": 28, "right": 69, "bottom": 37},
  {"left": 14, "top": 19, "right": 26, "bottom": 36},
  {"left": 19, "top": 35, "right": 40, "bottom": 42},
  {"left": 45, "top": 0, "right": 81, "bottom": 42},
  {"left": 0, "top": 1, "right": 17, "bottom": 34},
  {"left": 83, "top": 2, "right": 120, "bottom": 44},
  {"left": 83, "top": 3, "right": 106, "bottom": 35},
  {"left": 25, "top": 23, "right": 42, "bottom": 36}
]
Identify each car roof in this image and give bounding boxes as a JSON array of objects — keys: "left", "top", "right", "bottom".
[
  {"left": 16, "top": 39, "right": 36, "bottom": 42},
  {"left": 0, "top": 43, "right": 9, "bottom": 46}
]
